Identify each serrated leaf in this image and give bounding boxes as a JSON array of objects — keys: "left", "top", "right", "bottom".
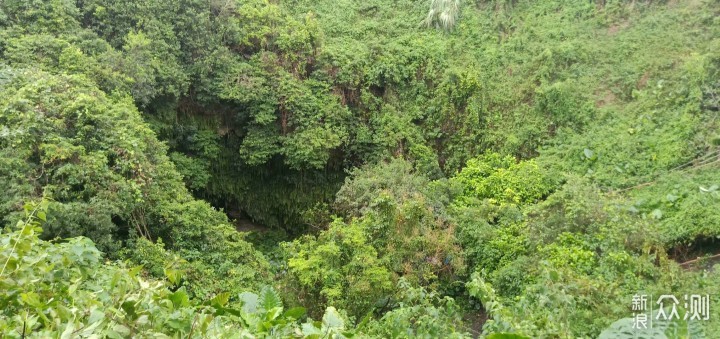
[
  {"left": 208, "top": 292, "right": 230, "bottom": 308},
  {"left": 164, "top": 267, "right": 184, "bottom": 285},
  {"left": 259, "top": 286, "right": 282, "bottom": 311}
]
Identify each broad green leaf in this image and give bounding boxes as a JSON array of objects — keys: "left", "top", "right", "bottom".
[
  {"left": 265, "top": 307, "right": 282, "bottom": 321},
  {"left": 164, "top": 267, "right": 184, "bottom": 285},
  {"left": 322, "top": 306, "right": 344, "bottom": 330},
  {"left": 60, "top": 321, "right": 75, "bottom": 339},
  {"left": 302, "top": 322, "right": 322, "bottom": 337},
  {"left": 239, "top": 292, "right": 259, "bottom": 313},
  {"left": 208, "top": 292, "right": 231, "bottom": 308},
  {"left": 121, "top": 300, "right": 137, "bottom": 319},
  {"left": 283, "top": 307, "right": 307, "bottom": 320},
  {"left": 169, "top": 288, "right": 190, "bottom": 308}
]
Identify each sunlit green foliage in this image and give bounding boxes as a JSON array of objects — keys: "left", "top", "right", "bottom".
[
  {"left": 335, "top": 159, "right": 464, "bottom": 284},
  {"left": 0, "top": 200, "right": 245, "bottom": 337},
  {"left": 452, "top": 153, "right": 555, "bottom": 206},
  {"left": 2, "top": 0, "right": 720, "bottom": 337},
  {"left": 0, "top": 68, "right": 269, "bottom": 299},
  {"left": 285, "top": 217, "right": 393, "bottom": 317},
  {"left": 362, "top": 279, "right": 469, "bottom": 338},
  {"left": 1, "top": 200, "right": 465, "bottom": 337},
  {"left": 284, "top": 159, "right": 465, "bottom": 318}
]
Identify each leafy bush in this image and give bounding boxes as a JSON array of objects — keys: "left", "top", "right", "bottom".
[
  {"left": 335, "top": 159, "right": 464, "bottom": 284},
  {"left": 284, "top": 218, "right": 394, "bottom": 318},
  {"left": 0, "top": 200, "right": 233, "bottom": 337},
  {"left": 0, "top": 68, "right": 270, "bottom": 298},
  {"left": 362, "top": 279, "right": 469, "bottom": 338},
  {"left": 0, "top": 200, "right": 362, "bottom": 338},
  {"left": 451, "top": 153, "right": 555, "bottom": 206}
]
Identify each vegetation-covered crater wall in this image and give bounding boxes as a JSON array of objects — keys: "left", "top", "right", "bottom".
[{"left": 2, "top": 0, "right": 720, "bottom": 337}]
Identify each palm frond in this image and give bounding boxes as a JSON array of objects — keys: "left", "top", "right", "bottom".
[{"left": 423, "top": 0, "right": 460, "bottom": 31}]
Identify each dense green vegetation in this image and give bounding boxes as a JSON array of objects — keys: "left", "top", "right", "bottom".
[{"left": 2, "top": 0, "right": 720, "bottom": 337}]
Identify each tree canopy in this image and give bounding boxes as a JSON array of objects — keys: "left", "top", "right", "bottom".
[{"left": 2, "top": 0, "right": 720, "bottom": 337}]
